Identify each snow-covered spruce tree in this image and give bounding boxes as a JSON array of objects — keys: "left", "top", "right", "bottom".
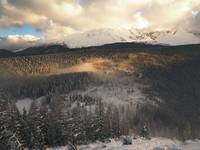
[
  {"left": 112, "top": 106, "right": 120, "bottom": 138},
  {"left": 182, "top": 122, "right": 192, "bottom": 140},
  {"left": 11, "top": 108, "right": 28, "bottom": 149},
  {"left": 81, "top": 105, "right": 92, "bottom": 143},
  {"left": 103, "top": 104, "right": 113, "bottom": 139},
  {"left": 18, "top": 108, "right": 33, "bottom": 149},
  {"left": 120, "top": 110, "right": 130, "bottom": 136},
  {"left": 83, "top": 105, "right": 95, "bottom": 142},
  {"left": 69, "top": 102, "right": 86, "bottom": 144},
  {"left": 0, "top": 100, "right": 12, "bottom": 149},
  {"left": 59, "top": 109, "right": 70, "bottom": 145},
  {"left": 28, "top": 102, "right": 48, "bottom": 149},
  {"left": 0, "top": 100, "right": 24, "bottom": 149},
  {"left": 93, "top": 99, "right": 106, "bottom": 141},
  {"left": 140, "top": 123, "right": 150, "bottom": 139},
  {"left": 46, "top": 95, "right": 67, "bottom": 146},
  {"left": 46, "top": 111, "right": 63, "bottom": 147}
]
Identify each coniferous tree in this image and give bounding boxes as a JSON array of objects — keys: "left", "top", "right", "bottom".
[
  {"left": 0, "top": 100, "right": 13, "bottom": 149},
  {"left": 94, "top": 100, "right": 106, "bottom": 141},
  {"left": 28, "top": 102, "right": 48, "bottom": 149},
  {"left": 112, "top": 107, "right": 120, "bottom": 138},
  {"left": 104, "top": 104, "right": 112, "bottom": 138}
]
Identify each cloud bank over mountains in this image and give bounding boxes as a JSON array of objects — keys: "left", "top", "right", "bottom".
[
  {"left": 0, "top": 0, "right": 200, "bottom": 50},
  {"left": 0, "top": 35, "right": 40, "bottom": 50}
]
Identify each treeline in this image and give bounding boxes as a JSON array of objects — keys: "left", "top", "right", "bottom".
[
  {"left": 0, "top": 72, "right": 101, "bottom": 99},
  {"left": 1, "top": 94, "right": 198, "bottom": 149},
  {"left": 0, "top": 49, "right": 122, "bottom": 75},
  {"left": 0, "top": 96, "right": 128, "bottom": 149},
  {"left": 0, "top": 46, "right": 190, "bottom": 76}
]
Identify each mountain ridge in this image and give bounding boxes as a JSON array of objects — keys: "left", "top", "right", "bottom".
[
  {"left": 1, "top": 28, "right": 199, "bottom": 56},
  {"left": 62, "top": 28, "right": 200, "bottom": 48},
  {"left": 0, "top": 49, "right": 15, "bottom": 58},
  {"left": 0, "top": 42, "right": 199, "bottom": 58}
]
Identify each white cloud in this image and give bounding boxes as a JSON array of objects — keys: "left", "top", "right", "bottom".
[
  {"left": 0, "top": 0, "right": 198, "bottom": 32},
  {"left": 0, "top": 35, "right": 40, "bottom": 50},
  {"left": 0, "top": 0, "right": 200, "bottom": 49},
  {"left": 6, "top": 35, "right": 40, "bottom": 42},
  {"left": 134, "top": 12, "right": 149, "bottom": 29}
]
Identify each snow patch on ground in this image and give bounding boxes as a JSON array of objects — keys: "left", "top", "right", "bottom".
[
  {"left": 90, "top": 85, "right": 146, "bottom": 105},
  {"left": 47, "top": 138, "right": 200, "bottom": 150},
  {"left": 15, "top": 98, "right": 33, "bottom": 114},
  {"left": 79, "top": 138, "right": 180, "bottom": 150},
  {"left": 47, "top": 138, "right": 183, "bottom": 150},
  {"left": 182, "top": 139, "right": 200, "bottom": 150}
]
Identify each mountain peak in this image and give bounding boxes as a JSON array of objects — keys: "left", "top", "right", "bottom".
[{"left": 61, "top": 28, "right": 199, "bottom": 48}]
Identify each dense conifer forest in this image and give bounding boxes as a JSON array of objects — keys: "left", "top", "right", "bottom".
[{"left": 1, "top": 43, "right": 200, "bottom": 149}]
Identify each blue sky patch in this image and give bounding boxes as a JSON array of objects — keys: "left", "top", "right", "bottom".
[{"left": 0, "top": 24, "right": 42, "bottom": 37}]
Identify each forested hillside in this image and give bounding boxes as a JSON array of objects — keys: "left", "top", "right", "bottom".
[{"left": 0, "top": 43, "right": 200, "bottom": 149}]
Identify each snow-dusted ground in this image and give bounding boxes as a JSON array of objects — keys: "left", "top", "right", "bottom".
[
  {"left": 182, "top": 140, "right": 200, "bottom": 150},
  {"left": 15, "top": 98, "right": 33, "bottom": 114},
  {"left": 15, "top": 96, "right": 46, "bottom": 114},
  {"left": 47, "top": 137, "right": 200, "bottom": 150}
]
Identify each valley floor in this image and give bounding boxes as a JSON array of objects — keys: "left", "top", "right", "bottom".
[{"left": 47, "top": 138, "right": 200, "bottom": 150}]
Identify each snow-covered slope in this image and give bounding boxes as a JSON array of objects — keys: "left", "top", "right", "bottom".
[
  {"left": 156, "top": 29, "right": 200, "bottom": 45},
  {"left": 63, "top": 28, "right": 160, "bottom": 48},
  {"left": 63, "top": 28, "right": 200, "bottom": 48},
  {"left": 64, "top": 28, "right": 141, "bottom": 48}
]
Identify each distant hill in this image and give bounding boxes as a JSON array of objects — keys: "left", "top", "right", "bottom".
[
  {"left": 16, "top": 43, "right": 70, "bottom": 56},
  {"left": 0, "top": 42, "right": 165, "bottom": 58},
  {"left": 0, "top": 49, "right": 15, "bottom": 58},
  {"left": 0, "top": 42, "right": 200, "bottom": 58}
]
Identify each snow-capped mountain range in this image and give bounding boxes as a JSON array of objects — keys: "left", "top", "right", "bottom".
[
  {"left": 62, "top": 28, "right": 200, "bottom": 48},
  {"left": 10, "top": 28, "right": 200, "bottom": 53}
]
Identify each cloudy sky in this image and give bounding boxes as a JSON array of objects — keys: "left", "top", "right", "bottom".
[{"left": 0, "top": 0, "right": 200, "bottom": 50}]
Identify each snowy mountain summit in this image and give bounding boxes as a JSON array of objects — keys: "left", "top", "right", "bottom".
[{"left": 63, "top": 28, "right": 200, "bottom": 48}]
